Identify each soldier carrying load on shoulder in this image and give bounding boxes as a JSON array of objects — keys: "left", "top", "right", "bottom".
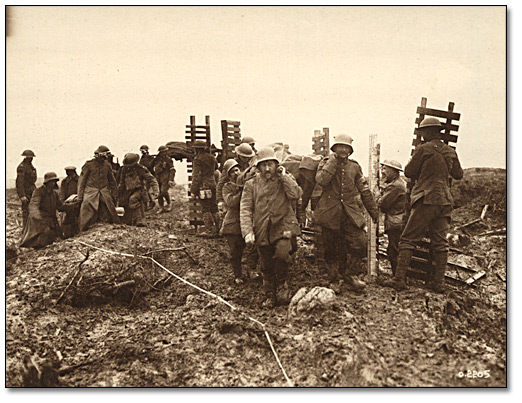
[
  {"left": 118, "top": 153, "right": 159, "bottom": 227},
  {"left": 16, "top": 149, "right": 37, "bottom": 228},
  {"left": 383, "top": 117, "right": 463, "bottom": 293}
]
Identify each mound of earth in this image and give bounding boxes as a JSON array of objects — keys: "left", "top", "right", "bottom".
[{"left": 5, "top": 168, "right": 506, "bottom": 387}]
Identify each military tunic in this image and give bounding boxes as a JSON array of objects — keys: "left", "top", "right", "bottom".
[
  {"left": 77, "top": 158, "right": 119, "bottom": 231},
  {"left": 16, "top": 160, "right": 37, "bottom": 227}
]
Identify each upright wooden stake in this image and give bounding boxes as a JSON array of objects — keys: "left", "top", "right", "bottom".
[{"left": 368, "top": 134, "right": 380, "bottom": 276}]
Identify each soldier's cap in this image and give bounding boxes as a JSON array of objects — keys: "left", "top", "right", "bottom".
[
  {"left": 140, "top": 145, "right": 149, "bottom": 150},
  {"left": 64, "top": 166, "right": 77, "bottom": 171},
  {"left": 256, "top": 147, "right": 279, "bottom": 166},
  {"left": 158, "top": 145, "right": 168, "bottom": 152},
  {"left": 235, "top": 143, "right": 255, "bottom": 158},
  {"left": 95, "top": 145, "right": 110, "bottom": 154},
  {"left": 43, "top": 172, "right": 60, "bottom": 183},
  {"left": 330, "top": 134, "right": 354, "bottom": 152},
  {"left": 380, "top": 159, "right": 403, "bottom": 171},
  {"left": 418, "top": 117, "right": 443, "bottom": 130},
  {"left": 21, "top": 149, "right": 36, "bottom": 157},
  {"left": 123, "top": 153, "right": 140, "bottom": 166},
  {"left": 241, "top": 136, "right": 256, "bottom": 145}
]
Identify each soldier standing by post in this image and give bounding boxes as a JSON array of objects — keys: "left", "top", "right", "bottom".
[
  {"left": 314, "top": 134, "right": 379, "bottom": 293},
  {"left": 16, "top": 150, "right": 37, "bottom": 228},
  {"left": 154, "top": 145, "right": 175, "bottom": 213},
  {"left": 240, "top": 147, "right": 302, "bottom": 307},
  {"left": 377, "top": 160, "right": 406, "bottom": 275},
  {"left": 77, "top": 145, "right": 120, "bottom": 231},
  {"left": 59, "top": 166, "right": 80, "bottom": 238},
  {"left": 383, "top": 117, "right": 463, "bottom": 293},
  {"left": 191, "top": 141, "right": 221, "bottom": 237},
  {"left": 118, "top": 153, "right": 159, "bottom": 226}
]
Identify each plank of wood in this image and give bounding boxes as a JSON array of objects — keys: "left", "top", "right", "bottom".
[
  {"left": 416, "top": 107, "right": 461, "bottom": 121},
  {"left": 367, "top": 134, "right": 379, "bottom": 276}
]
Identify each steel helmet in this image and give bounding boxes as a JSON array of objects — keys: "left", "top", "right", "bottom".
[
  {"left": 123, "top": 153, "right": 140, "bottom": 166},
  {"left": 21, "top": 150, "right": 36, "bottom": 157},
  {"left": 140, "top": 145, "right": 149, "bottom": 151},
  {"left": 95, "top": 145, "right": 110, "bottom": 154},
  {"left": 380, "top": 159, "right": 403, "bottom": 171},
  {"left": 64, "top": 165, "right": 76, "bottom": 171},
  {"left": 43, "top": 172, "right": 60, "bottom": 184},
  {"left": 419, "top": 117, "right": 443, "bottom": 130},
  {"left": 223, "top": 159, "right": 240, "bottom": 176},
  {"left": 158, "top": 145, "right": 168, "bottom": 152},
  {"left": 256, "top": 147, "right": 279, "bottom": 166},
  {"left": 235, "top": 143, "right": 255, "bottom": 158},
  {"left": 241, "top": 136, "right": 256, "bottom": 145},
  {"left": 330, "top": 134, "right": 354, "bottom": 152},
  {"left": 192, "top": 141, "right": 208, "bottom": 149}
]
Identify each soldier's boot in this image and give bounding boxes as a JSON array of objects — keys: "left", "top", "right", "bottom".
[
  {"left": 342, "top": 271, "right": 366, "bottom": 292},
  {"left": 164, "top": 203, "right": 172, "bottom": 212},
  {"left": 382, "top": 249, "right": 412, "bottom": 291},
  {"left": 326, "top": 262, "right": 341, "bottom": 293},
  {"left": 426, "top": 252, "right": 448, "bottom": 293},
  {"left": 157, "top": 199, "right": 165, "bottom": 214},
  {"left": 261, "top": 277, "right": 276, "bottom": 308},
  {"left": 212, "top": 212, "right": 222, "bottom": 237},
  {"left": 200, "top": 212, "right": 216, "bottom": 237},
  {"left": 276, "top": 281, "right": 290, "bottom": 305}
]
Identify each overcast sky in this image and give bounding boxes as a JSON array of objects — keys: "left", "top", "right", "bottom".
[{"left": 5, "top": 6, "right": 506, "bottom": 184}]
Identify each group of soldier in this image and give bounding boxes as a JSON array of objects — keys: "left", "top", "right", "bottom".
[
  {"left": 15, "top": 116, "right": 463, "bottom": 307},
  {"left": 16, "top": 144, "right": 174, "bottom": 249}
]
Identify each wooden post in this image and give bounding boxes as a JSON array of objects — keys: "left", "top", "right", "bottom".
[{"left": 367, "top": 134, "right": 380, "bottom": 276}]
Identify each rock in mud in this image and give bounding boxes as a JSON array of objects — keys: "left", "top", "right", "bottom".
[{"left": 288, "top": 286, "right": 336, "bottom": 316}]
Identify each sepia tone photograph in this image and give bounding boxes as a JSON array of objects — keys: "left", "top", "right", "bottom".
[{"left": 4, "top": 5, "right": 507, "bottom": 388}]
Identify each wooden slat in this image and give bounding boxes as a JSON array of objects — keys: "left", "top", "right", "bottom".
[
  {"left": 226, "top": 120, "right": 240, "bottom": 125},
  {"left": 185, "top": 125, "right": 210, "bottom": 129},
  {"left": 417, "top": 107, "right": 461, "bottom": 121}
]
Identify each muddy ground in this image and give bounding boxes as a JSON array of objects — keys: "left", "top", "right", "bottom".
[{"left": 5, "top": 168, "right": 506, "bottom": 387}]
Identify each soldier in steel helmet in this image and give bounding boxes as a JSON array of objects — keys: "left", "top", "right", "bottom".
[
  {"left": 118, "top": 153, "right": 159, "bottom": 226},
  {"left": 16, "top": 150, "right": 37, "bottom": 227},
  {"left": 77, "top": 145, "right": 120, "bottom": 231},
  {"left": 153, "top": 145, "right": 176, "bottom": 213},
  {"left": 221, "top": 158, "right": 249, "bottom": 284},
  {"left": 59, "top": 166, "right": 80, "bottom": 238},
  {"left": 240, "top": 147, "right": 302, "bottom": 307},
  {"left": 377, "top": 160, "right": 407, "bottom": 275},
  {"left": 20, "top": 172, "right": 73, "bottom": 248},
  {"left": 138, "top": 145, "right": 156, "bottom": 210},
  {"left": 383, "top": 117, "right": 463, "bottom": 293},
  {"left": 216, "top": 142, "right": 256, "bottom": 211},
  {"left": 190, "top": 141, "right": 221, "bottom": 237},
  {"left": 314, "top": 134, "right": 379, "bottom": 293}
]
